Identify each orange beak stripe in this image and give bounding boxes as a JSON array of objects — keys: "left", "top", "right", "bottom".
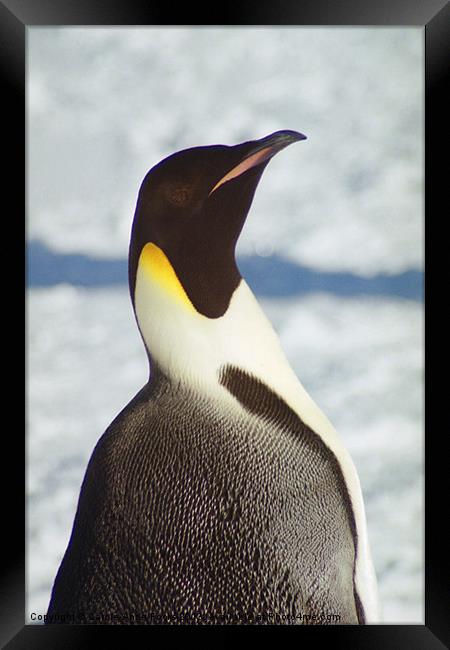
[{"left": 209, "top": 146, "right": 275, "bottom": 195}]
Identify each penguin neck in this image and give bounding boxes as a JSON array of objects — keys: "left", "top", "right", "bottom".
[
  {"left": 133, "top": 262, "right": 336, "bottom": 439},
  {"left": 134, "top": 268, "right": 287, "bottom": 390}
]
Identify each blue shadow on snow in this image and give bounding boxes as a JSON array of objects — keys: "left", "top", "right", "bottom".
[{"left": 26, "top": 239, "right": 423, "bottom": 301}]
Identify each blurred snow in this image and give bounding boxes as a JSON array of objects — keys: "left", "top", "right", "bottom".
[
  {"left": 27, "top": 27, "right": 423, "bottom": 275},
  {"left": 27, "top": 286, "right": 423, "bottom": 624}
]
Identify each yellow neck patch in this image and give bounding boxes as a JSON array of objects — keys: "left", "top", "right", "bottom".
[{"left": 138, "top": 242, "right": 196, "bottom": 312}]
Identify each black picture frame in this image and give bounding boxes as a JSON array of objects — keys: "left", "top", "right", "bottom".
[{"left": 5, "top": 0, "right": 448, "bottom": 647}]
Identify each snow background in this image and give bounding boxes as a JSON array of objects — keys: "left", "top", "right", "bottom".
[{"left": 26, "top": 27, "right": 424, "bottom": 624}]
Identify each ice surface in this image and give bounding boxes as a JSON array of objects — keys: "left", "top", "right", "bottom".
[
  {"left": 27, "top": 286, "right": 423, "bottom": 623},
  {"left": 28, "top": 27, "right": 423, "bottom": 275}
]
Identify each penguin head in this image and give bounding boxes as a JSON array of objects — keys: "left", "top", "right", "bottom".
[{"left": 129, "top": 130, "right": 306, "bottom": 319}]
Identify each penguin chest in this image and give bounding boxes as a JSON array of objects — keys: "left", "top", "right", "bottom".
[{"left": 112, "top": 383, "right": 358, "bottom": 623}]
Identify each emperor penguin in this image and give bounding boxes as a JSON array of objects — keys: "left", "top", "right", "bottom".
[{"left": 47, "top": 130, "right": 378, "bottom": 625}]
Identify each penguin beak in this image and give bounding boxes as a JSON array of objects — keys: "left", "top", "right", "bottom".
[{"left": 209, "top": 130, "right": 307, "bottom": 195}]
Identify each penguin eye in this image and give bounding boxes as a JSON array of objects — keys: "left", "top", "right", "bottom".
[{"left": 166, "top": 183, "right": 193, "bottom": 208}]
